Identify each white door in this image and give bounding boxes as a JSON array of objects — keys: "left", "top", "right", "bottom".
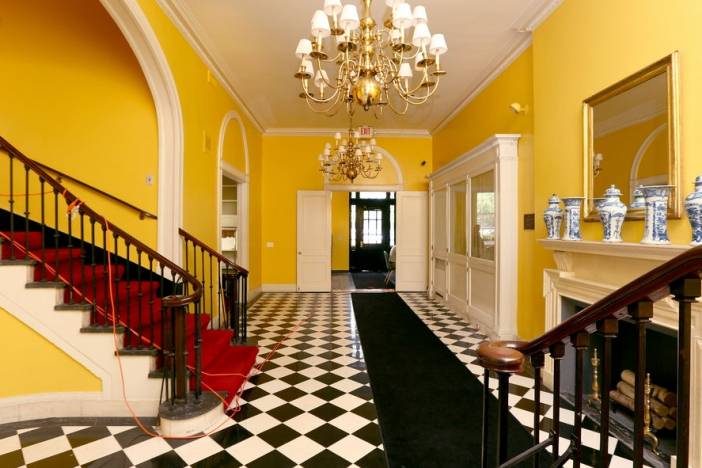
[
  {"left": 297, "top": 191, "right": 331, "bottom": 292},
  {"left": 396, "top": 191, "right": 428, "bottom": 291}
]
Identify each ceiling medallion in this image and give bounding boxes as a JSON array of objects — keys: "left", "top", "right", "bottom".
[
  {"left": 294, "top": 0, "right": 448, "bottom": 117},
  {"left": 319, "top": 123, "right": 382, "bottom": 183}
]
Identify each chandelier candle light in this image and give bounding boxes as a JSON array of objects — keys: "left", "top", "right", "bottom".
[
  {"left": 319, "top": 125, "right": 382, "bottom": 182},
  {"left": 294, "top": 0, "right": 448, "bottom": 116}
]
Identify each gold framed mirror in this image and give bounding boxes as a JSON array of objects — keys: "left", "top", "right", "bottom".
[{"left": 583, "top": 52, "right": 680, "bottom": 220}]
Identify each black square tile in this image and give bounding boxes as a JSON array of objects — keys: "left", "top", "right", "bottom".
[
  {"left": 310, "top": 403, "right": 346, "bottom": 422},
  {"left": 314, "top": 372, "right": 344, "bottom": 385},
  {"left": 27, "top": 450, "right": 78, "bottom": 468},
  {"left": 18, "top": 426, "right": 64, "bottom": 447},
  {"left": 191, "top": 449, "right": 242, "bottom": 468},
  {"left": 240, "top": 386, "right": 269, "bottom": 402},
  {"left": 356, "top": 448, "right": 388, "bottom": 468},
  {"left": 352, "top": 402, "right": 378, "bottom": 420},
  {"left": 273, "top": 387, "right": 307, "bottom": 402},
  {"left": 280, "top": 372, "right": 308, "bottom": 386},
  {"left": 312, "top": 386, "right": 345, "bottom": 402},
  {"left": 245, "top": 449, "right": 295, "bottom": 468},
  {"left": 257, "top": 424, "right": 300, "bottom": 448},
  {"left": 113, "top": 427, "right": 151, "bottom": 449},
  {"left": 317, "top": 361, "right": 342, "bottom": 371},
  {"left": 285, "top": 361, "right": 312, "bottom": 371},
  {"left": 305, "top": 423, "right": 347, "bottom": 447},
  {"left": 86, "top": 449, "right": 132, "bottom": 468},
  {"left": 208, "top": 424, "right": 253, "bottom": 449},
  {"left": 230, "top": 403, "right": 262, "bottom": 422},
  {"left": 301, "top": 449, "right": 350, "bottom": 468},
  {"left": 288, "top": 351, "right": 313, "bottom": 361},
  {"left": 514, "top": 397, "right": 550, "bottom": 416},
  {"left": 66, "top": 426, "right": 112, "bottom": 448},
  {"left": 349, "top": 372, "right": 370, "bottom": 384},
  {"left": 136, "top": 449, "right": 187, "bottom": 467},
  {"left": 353, "top": 423, "right": 383, "bottom": 446},
  {"left": 267, "top": 403, "right": 305, "bottom": 423},
  {"left": 0, "top": 450, "right": 24, "bottom": 468},
  {"left": 350, "top": 385, "right": 374, "bottom": 401}
]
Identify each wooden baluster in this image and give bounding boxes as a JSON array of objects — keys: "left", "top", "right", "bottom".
[
  {"left": 242, "top": 273, "right": 248, "bottom": 341},
  {"left": 79, "top": 212, "right": 85, "bottom": 299},
  {"left": 23, "top": 165, "right": 30, "bottom": 259},
  {"left": 113, "top": 235, "right": 120, "bottom": 327},
  {"left": 628, "top": 300, "right": 653, "bottom": 467},
  {"left": 481, "top": 367, "right": 490, "bottom": 468},
  {"left": 597, "top": 317, "right": 618, "bottom": 468},
  {"left": 66, "top": 194, "right": 74, "bottom": 302},
  {"left": 571, "top": 332, "right": 589, "bottom": 468},
  {"left": 8, "top": 155, "right": 15, "bottom": 260},
  {"left": 531, "top": 352, "right": 545, "bottom": 468},
  {"left": 137, "top": 249, "right": 143, "bottom": 346},
  {"left": 549, "top": 343, "right": 565, "bottom": 459},
  {"left": 148, "top": 257, "right": 155, "bottom": 350},
  {"left": 40, "top": 179, "right": 46, "bottom": 280},
  {"left": 671, "top": 277, "right": 701, "bottom": 468},
  {"left": 53, "top": 190, "right": 60, "bottom": 274},
  {"left": 496, "top": 371, "right": 512, "bottom": 465},
  {"left": 90, "top": 220, "right": 97, "bottom": 325}
]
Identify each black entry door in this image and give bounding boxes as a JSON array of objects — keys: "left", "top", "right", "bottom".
[{"left": 349, "top": 193, "right": 395, "bottom": 272}]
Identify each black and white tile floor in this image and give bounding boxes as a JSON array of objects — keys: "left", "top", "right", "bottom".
[{"left": 0, "top": 292, "right": 635, "bottom": 467}]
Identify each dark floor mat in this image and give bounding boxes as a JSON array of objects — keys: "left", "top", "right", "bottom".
[{"left": 352, "top": 272, "right": 389, "bottom": 289}]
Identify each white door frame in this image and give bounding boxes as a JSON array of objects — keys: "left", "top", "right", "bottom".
[
  {"left": 100, "top": 0, "right": 184, "bottom": 264},
  {"left": 216, "top": 111, "right": 250, "bottom": 270},
  {"left": 297, "top": 191, "right": 332, "bottom": 292}
]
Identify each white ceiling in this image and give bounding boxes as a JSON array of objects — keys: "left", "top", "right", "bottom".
[{"left": 160, "top": 0, "right": 561, "bottom": 133}]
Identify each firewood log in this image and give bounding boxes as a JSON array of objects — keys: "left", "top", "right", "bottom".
[
  {"left": 622, "top": 370, "right": 677, "bottom": 407},
  {"left": 618, "top": 376, "right": 671, "bottom": 417},
  {"left": 609, "top": 390, "right": 667, "bottom": 431},
  {"left": 668, "top": 407, "right": 677, "bottom": 419}
]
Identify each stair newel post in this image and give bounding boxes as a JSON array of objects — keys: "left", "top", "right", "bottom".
[
  {"left": 66, "top": 197, "right": 74, "bottom": 303},
  {"left": 531, "top": 351, "right": 545, "bottom": 468},
  {"left": 597, "top": 317, "right": 618, "bottom": 468},
  {"left": 112, "top": 234, "right": 121, "bottom": 332},
  {"left": 40, "top": 178, "right": 46, "bottom": 280},
  {"left": 671, "top": 276, "right": 701, "bottom": 468},
  {"left": 628, "top": 300, "right": 653, "bottom": 467},
  {"left": 208, "top": 253, "right": 214, "bottom": 328},
  {"left": 549, "top": 342, "right": 565, "bottom": 459},
  {"left": 241, "top": 272, "right": 248, "bottom": 342},
  {"left": 90, "top": 219, "right": 98, "bottom": 325},
  {"left": 8, "top": 154, "right": 15, "bottom": 260},
  {"left": 23, "top": 165, "right": 30, "bottom": 260},
  {"left": 571, "top": 331, "right": 590, "bottom": 468},
  {"left": 480, "top": 367, "right": 490, "bottom": 468},
  {"left": 101, "top": 225, "right": 108, "bottom": 325},
  {"left": 148, "top": 256, "right": 155, "bottom": 351},
  {"left": 53, "top": 189, "right": 60, "bottom": 274}
]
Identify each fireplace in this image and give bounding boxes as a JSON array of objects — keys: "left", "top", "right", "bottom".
[
  {"left": 539, "top": 239, "right": 702, "bottom": 467},
  {"left": 560, "top": 297, "right": 677, "bottom": 466}
]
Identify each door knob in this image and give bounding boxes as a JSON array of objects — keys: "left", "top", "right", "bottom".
[{"left": 298, "top": 251, "right": 302, "bottom": 255}]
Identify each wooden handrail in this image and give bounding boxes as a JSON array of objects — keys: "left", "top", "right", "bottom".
[
  {"left": 179, "top": 227, "right": 248, "bottom": 276},
  {"left": 0, "top": 136, "right": 199, "bottom": 308},
  {"left": 520, "top": 244, "right": 702, "bottom": 356},
  {"left": 32, "top": 160, "right": 157, "bottom": 220}
]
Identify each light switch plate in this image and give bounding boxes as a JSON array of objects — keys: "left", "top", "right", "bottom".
[{"left": 266, "top": 242, "right": 274, "bottom": 248}]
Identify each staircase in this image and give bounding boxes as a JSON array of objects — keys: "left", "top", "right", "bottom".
[{"left": 0, "top": 136, "right": 257, "bottom": 434}]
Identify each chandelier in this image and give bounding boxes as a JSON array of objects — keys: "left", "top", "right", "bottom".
[
  {"left": 318, "top": 124, "right": 382, "bottom": 182},
  {"left": 294, "top": 0, "right": 448, "bottom": 117}
]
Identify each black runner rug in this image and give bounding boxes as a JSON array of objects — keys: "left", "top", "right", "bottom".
[
  {"left": 352, "top": 292, "right": 550, "bottom": 468},
  {"left": 352, "top": 271, "right": 388, "bottom": 289}
]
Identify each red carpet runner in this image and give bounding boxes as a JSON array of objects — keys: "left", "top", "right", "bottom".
[{"left": 2, "top": 231, "right": 258, "bottom": 406}]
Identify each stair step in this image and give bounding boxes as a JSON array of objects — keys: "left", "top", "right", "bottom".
[
  {"left": 55, "top": 302, "right": 93, "bottom": 311},
  {"left": 80, "top": 324, "right": 125, "bottom": 334},
  {"left": 0, "top": 259, "right": 37, "bottom": 266},
  {"left": 116, "top": 347, "right": 159, "bottom": 356}
]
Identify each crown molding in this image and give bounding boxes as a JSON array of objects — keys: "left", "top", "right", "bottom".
[
  {"left": 264, "top": 128, "right": 431, "bottom": 138},
  {"left": 156, "top": 0, "right": 264, "bottom": 133},
  {"left": 431, "top": 0, "right": 563, "bottom": 135}
]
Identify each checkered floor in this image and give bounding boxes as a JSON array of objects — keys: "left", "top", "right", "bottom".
[{"left": 0, "top": 292, "right": 636, "bottom": 467}]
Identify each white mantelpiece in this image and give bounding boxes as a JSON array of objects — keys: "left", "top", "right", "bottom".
[{"left": 540, "top": 239, "right": 702, "bottom": 467}]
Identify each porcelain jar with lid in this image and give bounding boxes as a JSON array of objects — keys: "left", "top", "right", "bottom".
[
  {"left": 685, "top": 175, "right": 702, "bottom": 246},
  {"left": 599, "top": 185, "right": 627, "bottom": 242},
  {"left": 543, "top": 194, "right": 562, "bottom": 240}
]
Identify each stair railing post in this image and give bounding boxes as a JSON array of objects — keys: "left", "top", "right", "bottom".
[
  {"left": 481, "top": 367, "right": 490, "bottom": 468},
  {"left": 571, "top": 331, "right": 589, "bottom": 468},
  {"left": 597, "top": 317, "right": 618, "bottom": 468},
  {"left": 531, "top": 351, "right": 545, "bottom": 468},
  {"left": 173, "top": 304, "right": 188, "bottom": 403},
  {"left": 628, "top": 300, "right": 653, "bottom": 467},
  {"left": 671, "top": 277, "right": 701, "bottom": 468},
  {"left": 549, "top": 342, "right": 565, "bottom": 460}
]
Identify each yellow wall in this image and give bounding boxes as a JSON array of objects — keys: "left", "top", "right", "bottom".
[
  {"left": 0, "top": 308, "right": 101, "bottom": 397},
  {"left": 262, "top": 135, "right": 432, "bottom": 285},
  {"left": 529, "top": 0, "right": 702, "bottom": 338},
  {"left": 432, "top": 47, "right": 536, "bottom": 338},
  {"left": 332, "top": 192, "right": 350, "bottom": 270}
]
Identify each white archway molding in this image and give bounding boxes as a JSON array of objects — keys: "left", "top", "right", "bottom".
[
  {"left": 628, "top": 122, "right": 668, "bottom": 198},
  {"left": 323, "top": 146, "right": 405, "bottom": 192},
  {"left": 99, "top": 0, "right": 184, "bottom": 264},
  {"left": 217, "top": 111, "right": 250, "bottom": 270}
]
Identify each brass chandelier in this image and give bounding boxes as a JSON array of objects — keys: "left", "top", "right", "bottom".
[
  {"left": 318, "top": 123, "right": 382, "bottom": 182},
  {"left": 294, "top": 0, "right": 448, "bottom": 116}
]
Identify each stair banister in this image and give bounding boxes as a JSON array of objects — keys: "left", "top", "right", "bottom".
[
  {"left": 0, "top": 136, "right": 202, "bottom": 412},
  {"left": 478, "top": 245, "right": 702, "bottom": 467}
]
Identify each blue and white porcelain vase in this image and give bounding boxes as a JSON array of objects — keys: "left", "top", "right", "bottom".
[
  {"left": 543, "top": 194, "right": 563, "bottom": 240},
  {"left": 592, "top": 198, "right": 606, "bottom": 213},
  {"left": 630, "top": 186, "right": 646, "bottom": 212},
  {"left": 599, "top": 185, "right": 627, "bottom": 242},
  {"left": 685, "top": 176, "right": 702, "bottom": 246},
  {"left": 562, "top": 197, "right": 584, "bottom": 241},
  {"left": 641, "top": 185, "right": 673, "bottom": 244}
]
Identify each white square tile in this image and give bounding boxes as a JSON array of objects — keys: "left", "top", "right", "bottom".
[
  {"left": 284, "top": 413, "right": 326, "bottom": 434},
  {"left": 22, "top": 436, "right": 72, "bottom": 464},
  {"left": 329, "top": 412, "right": 370, "bottom": 434},
  {"left": 330, "top": 393, "right": 366, "bottom": 411},
  {"left": 248, "top": 394, "right": 286, "bottom": 412},
  {"left": 73, "top": 435, "right": 122, "bottom": 465},
  {"left": 0, "top": 434, "right": 20, "bottom": 456},
  {"left": 226, "top": 436, "right": 274, "bottom": 465},
  {"left": 277, "top": 436, "right": 325, "bottom": 464},
  {"left": 174, "top": 436, "right": 224, "bottom": 465},
  {"left": 238, "top": 413, "right": 281, "bottom": 434},
  {"left": 298, "top": 367, "right": 326, "bottom": 379},
  {"left": 328, "top": 435, "right": 375, "bottom": 462},
  {"left": 123, "top": 436, "right": 172, "bottom": 465}
]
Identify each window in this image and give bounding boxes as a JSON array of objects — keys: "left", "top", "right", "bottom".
[
  {"left": 362, "top": 209, "right": 383, "bottom": 244},
  {"left": 351, "top": 205, "right": 357, "bottom": 247},
  {"left": 450, "top": 181, "right": 467, "bottom": 255},
  {"left": 471, "top": 170, "right": 496, "bottom": 260},
  {"left": 359, "top": 192, "right": 387, "bottom": 199}
]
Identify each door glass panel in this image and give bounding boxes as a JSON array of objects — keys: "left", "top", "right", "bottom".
[
  {"left": 433, "top": 190, "right": 447, "bottom": 254},
  {"left": 359, "top": 192, "right": 387, "bottom": 199},
  {"left": 351, "top": 205, "right": 357, "bottom": 247},
  {"left": 362, "top": 209, "right": 383, "bottom": 244},
  {"left": 390, "top": 205, "right": 395, "bottom": 246},
  {"left": 471, "top": 170, "right": 496, "bottom": 260},
  {"left": 450, "top": 182, "right": 467, "bottom": 255}
]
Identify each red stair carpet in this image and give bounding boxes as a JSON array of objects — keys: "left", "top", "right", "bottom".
[{"left": 1, "top": 231, "right": 258, "bottom": 406}]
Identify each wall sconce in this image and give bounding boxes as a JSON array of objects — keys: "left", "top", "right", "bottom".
[
  {"left": 509, "top": 102, "right": 528, "bottom": 114},
  {"left": 593, "top": 152, "right": 604, "bottom": 177}
]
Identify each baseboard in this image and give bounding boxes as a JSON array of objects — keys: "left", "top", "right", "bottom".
[
  {"left": 0, "top": 392, "right": 159, "bottom": 425},
  {"left": 248, "top": 286, "right": 263, "bottom": 306},
  {"left": 261, "top": 284, "right": 297, "bottom": 292}
]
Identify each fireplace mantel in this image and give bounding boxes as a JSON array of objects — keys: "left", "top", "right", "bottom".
[{"left": 539, "top": 238, "right": 702, "bottom": 466}]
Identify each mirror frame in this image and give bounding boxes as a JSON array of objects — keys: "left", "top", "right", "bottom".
[{"left": 583, "top": 52, "right": 680, "bottom": 221}]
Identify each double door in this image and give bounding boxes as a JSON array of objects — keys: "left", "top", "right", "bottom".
[{"left": 350, "top": 199, "right": 393, "bottom": 272}]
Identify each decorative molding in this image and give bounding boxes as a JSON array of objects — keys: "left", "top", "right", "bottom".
[
  {"left": 538, "top": 238, "right": 690, "bottom": 262},
  {"left": 261, "top": 284, "right": 297, "bottom": 293},
  {"left": 428, "top": 134, "right": 521, "bottom": 180},
  {"left": 156, "top": 0, "right": 264, "bottom": 133},
  {"left": 101, "top": 0, "right": 184, "bottom": 264},
  {"left": 264, "top": 128, "right": 431, "bottom": 138},
  {"left": 519, "top": 0, "right": 563, "bottom": 32}
]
